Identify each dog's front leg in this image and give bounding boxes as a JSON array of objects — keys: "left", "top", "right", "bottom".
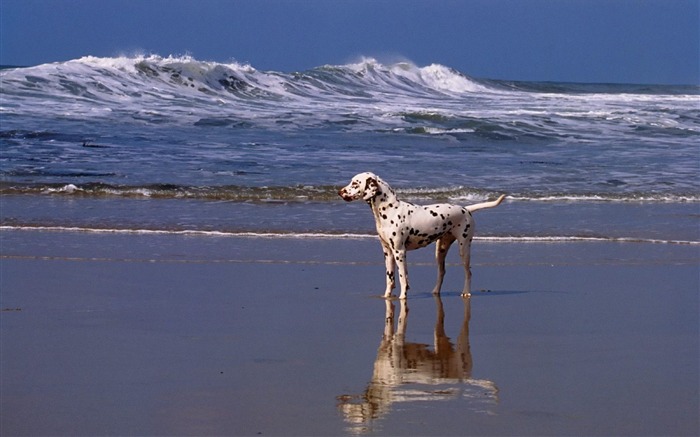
[
  {"left": 394, "top": 248, "right": 410, "bottom": 299},
  {"left": 382, "top": 242, "right": 396, "bottom": 298},
  {"left": 432, "top": 236, "right": 454, "bottom": 295}
]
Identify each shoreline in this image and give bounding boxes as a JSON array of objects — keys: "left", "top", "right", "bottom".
[
  {"left": 3, "top": 194, "right": 699, "bottom": 245},
  {"left": 1, "top": 225, "right": 697, "bottom": 247},
  {"left": 1, "top": 231, "right": 698, "bottom": 435}
]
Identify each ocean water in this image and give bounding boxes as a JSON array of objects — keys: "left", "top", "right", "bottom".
[{"left": 1, "top": 55, "right": 698, "bottom": 244}]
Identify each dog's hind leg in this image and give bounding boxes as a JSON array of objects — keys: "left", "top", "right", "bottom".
[
  {"left": 432, "top": 235, "right": 455, "bottom": 295},
  {"left": 458, "top": 237, "right": 473, "bottom": 297}
]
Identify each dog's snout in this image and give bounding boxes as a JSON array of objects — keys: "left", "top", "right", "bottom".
[{"left": 338, "top": 187, "right": 353, "bottom": 201}]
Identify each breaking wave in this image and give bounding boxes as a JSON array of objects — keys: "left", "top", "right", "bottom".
[
  {"left": 2, "top": 55, "right": 698, "bottom": 142},
  {"left": 0, "top": 55, "right": 491, "bottom": 112}
]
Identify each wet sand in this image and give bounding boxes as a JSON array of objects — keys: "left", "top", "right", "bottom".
[{"left": 1, "top": 230, "right": 698, "bottom": 436}]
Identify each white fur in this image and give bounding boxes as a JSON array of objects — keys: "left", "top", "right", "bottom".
[{"left": 339, "top": 172, "right": 505, "bottom": 299}]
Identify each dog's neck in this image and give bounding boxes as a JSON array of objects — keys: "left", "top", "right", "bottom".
[{"left": 367, "top": 178, "right": 400, "bottom": 219}]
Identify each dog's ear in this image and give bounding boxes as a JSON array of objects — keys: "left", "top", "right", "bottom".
[{"left": 362, "top": 176, "right": 379, "bottom": 201}]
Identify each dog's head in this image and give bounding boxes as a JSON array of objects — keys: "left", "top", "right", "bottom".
[{"left": 338, "top": 172, "right": 381, "bottom": 202}]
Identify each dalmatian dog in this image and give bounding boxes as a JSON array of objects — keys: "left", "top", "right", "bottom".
[{"left": 338, "top": 172, "right": 505, "bottom": 299}]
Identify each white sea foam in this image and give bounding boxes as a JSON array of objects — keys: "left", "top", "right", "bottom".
[
  {"left": 417, "top": 63, "right": 490, "bottom": 93},
  {"left": 43, "top": 184, "right": 81, "bottom": 194}
]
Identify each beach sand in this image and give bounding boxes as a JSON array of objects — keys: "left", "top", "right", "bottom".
[{"left": 1, "top": 230, "right": 698, "bottom": 436}]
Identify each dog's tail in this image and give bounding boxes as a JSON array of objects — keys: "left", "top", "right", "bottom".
[{"left": 465, "top": 194, "right": 506, "bottom": 212}]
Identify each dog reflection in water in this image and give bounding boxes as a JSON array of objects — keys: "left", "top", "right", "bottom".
[{"left": 337, "top": 297, "right": 498, "bottom": 434}]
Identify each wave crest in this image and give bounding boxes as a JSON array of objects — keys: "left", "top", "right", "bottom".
[{"left": 1, "top": 55, "right": 489, "bottom": 107}]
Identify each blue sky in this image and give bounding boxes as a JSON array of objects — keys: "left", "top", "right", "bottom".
[{"left": 1, "top": 0, "right": 698, "bottom": 84}]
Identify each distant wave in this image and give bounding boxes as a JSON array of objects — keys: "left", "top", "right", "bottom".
[
  {"left": 3, "top": 55, "right": 696, "bottom": 105},
  {"left": 0, "top": 54, "right": 492, "bottom": 107},
  {"left": 1, "top": 181, "right": 697, "bottom": 203},
  {"left": 1, "top": 225, "right": 697, "bottom": 246},
  {"left": 2, "top": 55, "right": 698, "bottom": 143}
]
